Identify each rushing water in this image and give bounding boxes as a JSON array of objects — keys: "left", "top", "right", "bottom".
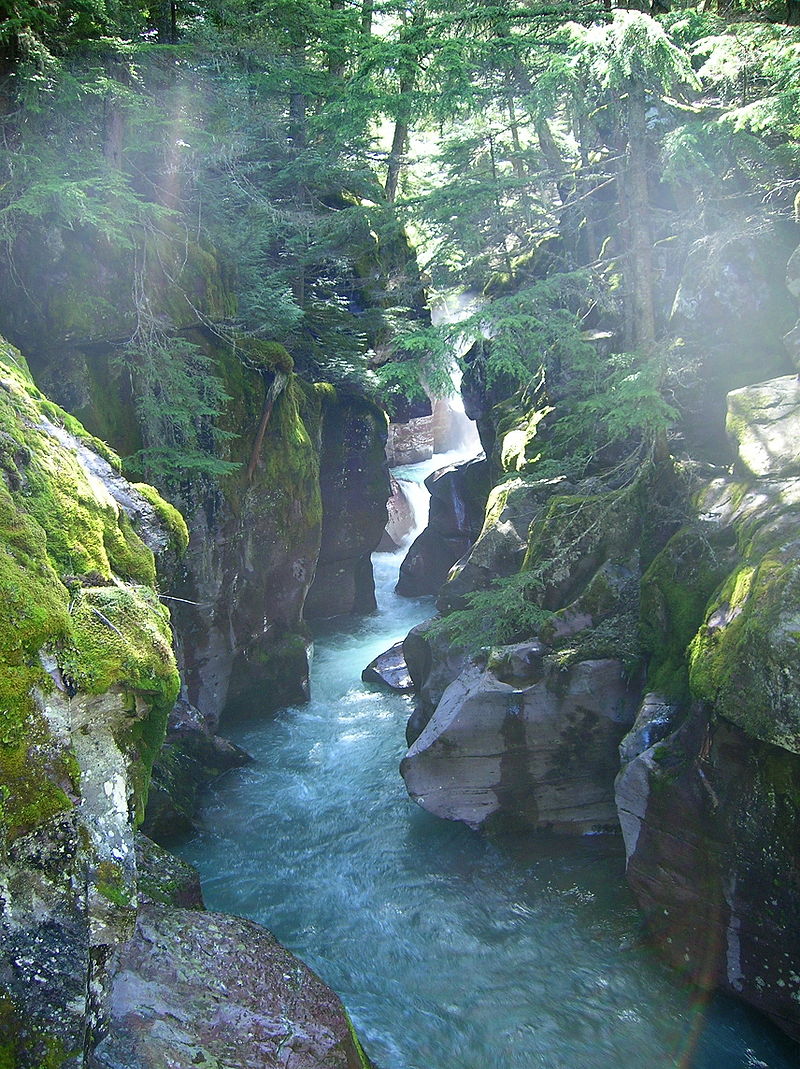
[{"left": 179, "top": 455, "right": 798, "bottom": 1069}]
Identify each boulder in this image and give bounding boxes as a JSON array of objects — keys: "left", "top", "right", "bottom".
[
  {"left": 401, "top": 652, "right": 639, "bottom": 833},
  {"left": 90, "top": 905, "right": 372, "bottom": 1069},
  {"left": 376, "top": 476, "right": 416, "bottom": 551},
  {"left": 386, "top": 414, "right": 434, "bottom": 465},
  {"left": 727, "top": 375, "right": 800, "bottom": 479},
  {"left": 143, "top": 699, "right": 251, "bottom": 842},
  {"left": 361, "top": 640, "right": 414, "bottom": 692}
]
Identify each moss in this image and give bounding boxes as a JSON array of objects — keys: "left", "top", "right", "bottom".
[
  {"left": 244, "top": 377, "right": 323, "bottom": 537},
  {"left": 689, "top": 552, "right": 800, "bottom": 752},
  {"left": 0, "top": 334, "right": 181, "bottom": 842},
  {"left": 234, "top": 337, "right": 294, "bottom": 374},
  {"left": 0, "top": 993, "right": 77, "bottom": 1069},
  {"left": 61, "top": 586, "right": 177, "bottom": 702},
  {"left": 132, "top": 482, "right": 190, "bottom": 555},
  {"left": 640, "top": 527, "right": 731, "bottom": 703}
]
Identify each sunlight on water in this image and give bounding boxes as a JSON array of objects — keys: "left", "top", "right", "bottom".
[{"left": 178, "top": 455, "right": 797, "bottom": 1069}]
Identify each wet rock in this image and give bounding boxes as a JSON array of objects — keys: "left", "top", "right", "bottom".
[
  {"left": 377, "top": 475, "right": 416, "bottom": 552},
  {"left": 402, "top": 618, "right": 472, "bottom": 744},
  {"left": 615, "top": 708, "right": 800, "bottom": 1043},
  {"left": 90, "top": 905, "right": 372, "bottom": 1069},
  {"left": 727, "top": 375, "right": 800, "bottom": 479},
  {"left": 305, "top": 392, "right": 390, "bottom": 619},
  {"left": 143, "top": 699, "right": 251, "bottom": 842},
  {"left": 134, "top": 835, "right": 204, "bottom": 910},
  {"left": 361, "top": 640, "right": 414, "bottom": 692},
  {"left": 396, "top": 456, "right": 488, "bottom": 597},
  {"left": 618, "top": 693, "right": 680, "bottom": 766},
  {"left": 386, "top": 413, "right": 434, "bottom": 465},
  {"left": 401, "top": 655, "right": 639, "bottom": 833}
]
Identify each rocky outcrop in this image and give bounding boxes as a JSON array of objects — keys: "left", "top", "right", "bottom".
[
  {"left": 616, "top": 704, "right": 800, "bottom": 1042},
  {"left": 668, "top": 223, "right": 794, "bottom": 462},
  {"left": 402, "top": 648, "right": 639, "bottom": 832},
  {"left": 615, "top": 377, "right": 800, "bottom": 1042},
  {"left": 91, "top": 906, "right": 371, "bottom": 1069},
  {"left": 305, "top": 390, "right": 389, "bottom": 619},
  {"left": 0, "top": 336, "right": 181, "bottom": 1064},
  {"left": 727, "top": 375, "right": 800, "bottom": 479},
  {"left": 0, "top": 335, "right": 376, "bottom": 1066},
  {"left": 396, "top": 456, "right": 488, "bottom": 597},
  {"left": 400, "top": 466, "right": 665, "bottom": 831}
]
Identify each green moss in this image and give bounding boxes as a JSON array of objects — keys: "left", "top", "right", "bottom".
[
  {"left": 234, "top": 337, "right": 294, "bottom": 374},
  {"left": 62, "top": 586, "right": 178, "bottom": 701},
  {"left": 640, "top": 527, "right": 731, "bottom": 702},
  {"left": 245, "top": 377, "right": 323, "bottom": 536},
  {"left": 689, "top": 552, "right": 800, "bottom": 752},
  {"left": 0, "top": 334, "right": 181, "bottom": 843},
  {"left": 132, "top": 483, "right": 190, "bottom": 555},
  {"left": 0, "top": 993, "right": 76, "bottom": 1069}
]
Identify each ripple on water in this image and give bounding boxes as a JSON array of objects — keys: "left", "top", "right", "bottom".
[{"left": 178, "top": 456, "right": 799, "bottom": 1069}]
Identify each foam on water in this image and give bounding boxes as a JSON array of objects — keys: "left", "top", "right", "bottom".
[{"left": 178, "top": 454, "right": 797, "bottom": 1069}]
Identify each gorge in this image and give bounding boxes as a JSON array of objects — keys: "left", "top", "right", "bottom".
[{"left": 1, "top": 2, "right": 800, "bottom": 1067}]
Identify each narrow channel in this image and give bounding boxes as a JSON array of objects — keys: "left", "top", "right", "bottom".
[{"left": 178, "top": 454, "right": 797, "bottom": 1069}]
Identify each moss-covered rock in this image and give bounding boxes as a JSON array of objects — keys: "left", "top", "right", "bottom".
[{"left": 0, "top": 333, "right": 183, "bottom": 1065}]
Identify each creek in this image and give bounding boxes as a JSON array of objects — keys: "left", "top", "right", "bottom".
[{"left": 178, "top": 452, "right": 798, "bottom": 1069}]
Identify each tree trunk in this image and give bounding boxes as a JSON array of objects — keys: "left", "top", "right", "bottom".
[
  {"left": 385, "top": 110, "right": 409, "bottom": 203},
  {"left": 246, "top": 371, "right": 290, "bottom": 483},
  {"left": 625, "top": 84, "right": 656, "bottom": 354},
  {"left": 361, "top": 0, "right": 374, "bottom": 36}
]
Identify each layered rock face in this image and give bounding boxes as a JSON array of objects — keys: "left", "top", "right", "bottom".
[
  {"left": 304, "top": 390, "right": 389, "bottom": 619},
  {"left": 401, "top": 468, "right": 657, "bottom": 832},
  {"left": 0, "top": 337, "right": 181, "bottom": 1063},
  {"left": 0, "top": 335, "right": 375, "bottom": 1066},
  {"left": 1, "top": 230, "right": 390, "bottom": 725},
  {"left": 616, "top": 379, "right": 800, "bottom": 1040},
  {"left": 402, "top": 650, "right": 638, "bottom": 832}
]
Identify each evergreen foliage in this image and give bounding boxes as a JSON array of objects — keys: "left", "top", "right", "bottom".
[{"left": 0, "top": 0, "right": 798, "bottom": 479}]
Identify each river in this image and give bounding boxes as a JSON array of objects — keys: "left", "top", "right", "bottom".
[{"left": 178, "top": 453, "right": 798, "bottom": 1069}]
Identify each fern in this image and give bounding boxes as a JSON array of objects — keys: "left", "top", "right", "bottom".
[{"left": 429, "top": 570, "right": 553, "bottom": 651}]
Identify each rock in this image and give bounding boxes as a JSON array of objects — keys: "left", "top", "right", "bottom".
[
  {"left": 688, "top": 474, "right": 800, "bottom": 755},
  {"left": 361, "top": 640, "right": 414, "bottom": 691},
  {"left": 617, "top": 693, "right": 680, "bottom": 766},
  {"left": 0, "top": 337, "right": 181, "bottom": 1062},
  {"left": 396, "top": 456, "right": 488, "bottom": 597},
  {"left": 386, "top": 414, "right": 434, "bottom": 465},
  {"left": 402, "top": 618, "right": 472, "bottom": 744},
  {"left": 143, "top": 698, "right": 251, "bottom": 842},
  {"left": 615, "top": 708, "right": 800, "bottom": 1043},
  {"left": 134, "top": 835, "right": 204, "bottom": 910},
  {"left": 305, "top": 392, "right": 390, "bottom": 619},
  {"left": 401, "top": 654, "right": 639, "bottom": 833},
  {"left": 377, "top": 475, "right": 416, "bottom": 551},
  {"left": 438, "top": 474, "right": 572, "bottom": 612},
  {"left": 727, "top": 375, "right": 800, "bottom": 479},
  {"left": 90, "top": 905, "right": 372, "bottom": 1069}
]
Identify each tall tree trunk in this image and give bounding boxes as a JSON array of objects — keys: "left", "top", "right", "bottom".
[
  {"left": 625, "top": 84, "right": 656, "bottom": 354},
  {"left": 361, "top": 0, "right": 374, "bottom": 36},
  {"left": 148, "top": 1, "right": 177, "bottom": 43},
  {"left": 385, "top": 105, "right": 409, "bottom": 203},
  {"left": 327, "top": 0, "right": 346, "bottom": 79}
]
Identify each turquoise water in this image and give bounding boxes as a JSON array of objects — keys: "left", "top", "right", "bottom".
[{"left": 179, "top": 461, "right": 798, "bottom": 1069}]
